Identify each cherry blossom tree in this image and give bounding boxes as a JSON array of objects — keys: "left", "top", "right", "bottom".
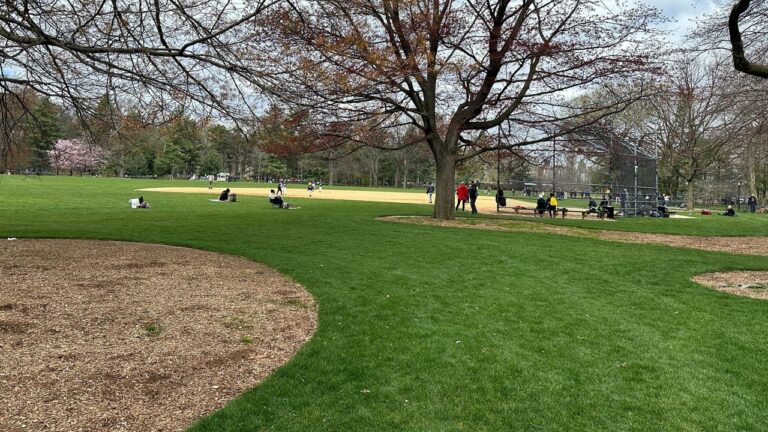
[{"left": 48, "top": 139, "right": 107, "bottom": 175}]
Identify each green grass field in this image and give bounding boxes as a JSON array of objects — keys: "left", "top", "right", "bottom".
[{"left": 2, "top": 175, "right": 768, "bottom": 431}]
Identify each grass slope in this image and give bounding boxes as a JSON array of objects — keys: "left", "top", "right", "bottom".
[{"left": 2, "top": 176, "right": 768, "bottom": 431}]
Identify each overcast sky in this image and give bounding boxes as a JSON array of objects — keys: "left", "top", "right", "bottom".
[{"left": 645, "top": 0, "right": 721, "bottom": 40}]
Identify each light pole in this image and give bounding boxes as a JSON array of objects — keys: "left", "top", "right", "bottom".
[
  {"left": 738, "top": 181, "right": 742, "bottom": 210},
  {"left": 552, "top": 139, "right": 556, "bottom": 194}
]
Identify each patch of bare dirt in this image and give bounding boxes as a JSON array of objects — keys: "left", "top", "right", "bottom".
[
  {"left": 380, "top": 216, "right": 768, "bottom": 256},
  {"left": 0, "top": 239, "right": 317, "bottom": 432},
  {"left": 596, "top": 231, "right": 768, "bottom": 256},
  {"left": 692, "top": 272, "right": 768, "bottom": 300}
]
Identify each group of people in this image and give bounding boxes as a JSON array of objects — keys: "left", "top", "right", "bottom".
[
  {"left": 535, "top": 192, "right": 559, "bottom": 217},
  {"left": 455, "top": 181, "right": 480, "bottom": 214}
]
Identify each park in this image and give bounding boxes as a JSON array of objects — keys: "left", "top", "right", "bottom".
[
  {"left": 2, "top": 0, "right": 768, "bottom": 431},
  {"left": 1, "top": 175, "right": 768, "bottom": 431}
]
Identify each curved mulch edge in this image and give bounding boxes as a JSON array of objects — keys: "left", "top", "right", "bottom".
[
  {"left": 379, "top": 216, "right": 768, "bottom": 256},
  {"left": 692, "top": 272, "right": 768, "bottom": 300},
  {"left": 0, "top": 239, "right": 317, "bottom": 432}
]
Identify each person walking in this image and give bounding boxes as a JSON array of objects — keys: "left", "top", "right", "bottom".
[
  {"left": 456, "top": 181, "right": 469, "bottom": 211},
  {"left": 426, "top": 182, "right": 435, "bottom": 204},
  {"left": 469, "top": 181, "right": 479, "bottom": 214}
]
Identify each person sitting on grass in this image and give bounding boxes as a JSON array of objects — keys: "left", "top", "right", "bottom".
[
  {"left": 219, "top": 188, "right": 230, "bottom": 201},
  {"left": 138, "top": 196, "right": 149, "bottom": 208},
  {"left": 722, "top": 205, "right": 736, "bottom": 216},
  {"left": 268, "top": 189, "right": 296, "bottom": 209},
  {"left": 269, "top": 189, "right": 284, "bottom": 207}
]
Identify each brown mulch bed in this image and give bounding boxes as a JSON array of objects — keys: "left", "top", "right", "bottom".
[
  {"left": 692, "top": 272, "right": 768, "bottom": 300},
  {"left": 0, "top": 239, "right": 317, "bottom": 432}
]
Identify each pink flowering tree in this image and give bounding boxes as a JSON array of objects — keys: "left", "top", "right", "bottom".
[{"left": 47, "top": 139, "right": 108, "bottom": 175}]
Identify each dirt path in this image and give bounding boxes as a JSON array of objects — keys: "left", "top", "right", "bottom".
[{"left": 0, "top": 239, "right": 317, "bottom": 432}]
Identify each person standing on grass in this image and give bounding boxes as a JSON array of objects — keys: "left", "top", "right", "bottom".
[
  {"left": 307, "top": 181, "right": 314, "bottom": 197},
  {"left": 426, "top": 182, "right": 435, "bottom": 203},
  {"left": 547, "top": 192, "right": 558, "bottom": 218},
  {"left": 455, "top": 181, "right": 469, "bottom": 211},
  {"left": 469, "top": 181, "right": 479, "bottom": 214},
  {"left": 277, "top": 179, "right": 284, "bottom": 196},
  {"left": 207, "top": 173, "right": 214, "bottom": 189},
  {"left": 748, "top": 195, "right": 757, "bottom": 213}
]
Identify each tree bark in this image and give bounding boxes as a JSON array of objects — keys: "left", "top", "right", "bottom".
[{"left": 433, "top": 152, "right": 456, "bottom": 220}]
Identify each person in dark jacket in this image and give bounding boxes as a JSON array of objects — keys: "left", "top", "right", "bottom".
[
  {"left": 218, "top": 188, "right": 230, "bottom": 201},
  {"left": 426, "top": 182, "right": 435, "bottom": 204},
  {"left": 748, "top": 195, "right": 757, "bottom": 213},
  {"left": 536, "top": 193, "right": 547, "bottom": 217},
  {"left": 495, "top": 188, "right": 506, "bottom": 208},
  {"left": 469, "top": 181, "right": 479, "bottom": 214}
]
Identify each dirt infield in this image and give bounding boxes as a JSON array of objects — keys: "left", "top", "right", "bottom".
[
  {"left": 0, "top": 239, "right": 317, "bottom": 432},
  {"left": 138, "top": 186, "right": 533, "bottom": 213}
]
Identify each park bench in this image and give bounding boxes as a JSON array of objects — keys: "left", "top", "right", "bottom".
[
  {"left": 580, "top": 209, "right": 609, "bottom": 219},
  {"left": 510, "top": 206, "right": 569, "bottom": 218}
]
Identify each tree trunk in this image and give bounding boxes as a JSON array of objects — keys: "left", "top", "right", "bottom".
[
  {"left": 687, "top": 180, "right": 695, "bottom": 211},
  {"left": 328, "top": 156, "right": 334, "bottom": 185},
  {"left": 433, "top": 152, "right": 456, "bottom": 220}
]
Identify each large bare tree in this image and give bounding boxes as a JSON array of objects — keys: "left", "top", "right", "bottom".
[
  {"left": 270, "top": 0, "right": 665, "bottom": 219},
  {"left": 0, "top": 0, "right": 281, "bottom": 164},
  {"left": 650, "top": 58, "right": 749, "bottom": 210}
]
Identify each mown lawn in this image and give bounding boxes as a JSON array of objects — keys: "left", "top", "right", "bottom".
[{"left": 2, "top": 176, "right": 768, "bottom": 431}]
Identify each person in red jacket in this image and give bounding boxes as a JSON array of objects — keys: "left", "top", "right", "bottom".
[{"left": 455, "top": 181, "right": 469, "bottom": 211}]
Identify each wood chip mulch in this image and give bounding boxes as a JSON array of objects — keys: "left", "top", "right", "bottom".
[
  {"left": 0, "top": 239, "right": 317, "bottom": 432},
  {"left": 692, "top": 272, "right": 768, "bottom": 300}
]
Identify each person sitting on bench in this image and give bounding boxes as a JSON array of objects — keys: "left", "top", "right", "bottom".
[
  {"left": 218, "top": 188, "right": 230, "bottom": 201},
  {"left": 586, "top": 198, "right": 598, "bottom": 214},
  {"left": 536, "top": 193, "right": 547, "bottom": 217}
]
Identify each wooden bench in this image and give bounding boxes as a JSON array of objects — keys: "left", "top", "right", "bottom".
[
  {"left": 510, "top": 206, "right": 569, "bottom": 218},
  {"left": 581, "top": 209, "right": 606, "bottom": 219}
]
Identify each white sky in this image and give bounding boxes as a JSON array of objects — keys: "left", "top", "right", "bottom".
[{"left": 643, "top": 0, "right": 722, "bottom": 41}]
